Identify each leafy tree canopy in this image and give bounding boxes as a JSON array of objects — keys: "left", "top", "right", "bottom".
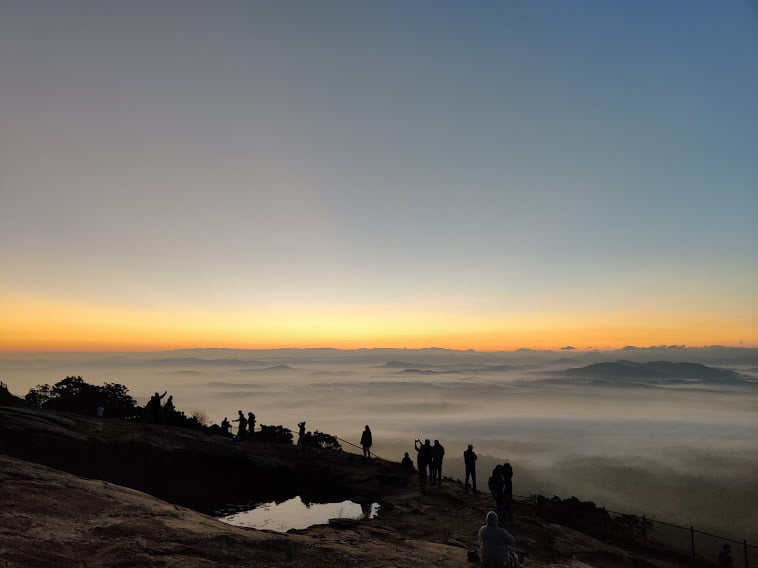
[{"left": 25, "top": 376, "right": 138, "bottom": 418}]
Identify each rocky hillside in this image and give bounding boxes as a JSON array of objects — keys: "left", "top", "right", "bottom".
[
  {"left": 559, "top": 361, "right": 746, "bottom": 383},
  {"left": 0, "top": 405, "right": 707, "bottom": 567},
  {"left": 1, "top": 453, "right": 688, "bottom": 568},
  {"left": 0, "top": 406, "right": 402, "bottom": 512}
]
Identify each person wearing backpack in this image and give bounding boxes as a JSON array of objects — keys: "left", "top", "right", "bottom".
[
  {"left": 502, "top": 463, "right": 514, "bottom": 523},
  {"left": 489, "top": 465, "right": 506, "bottom": 525}
]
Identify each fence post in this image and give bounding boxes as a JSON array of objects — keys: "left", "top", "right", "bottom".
[
  {"left": 690, "top": 526, "right": 695, "bottom": 559},
  {"left": 745, "top": 540, "right": 749, "bottom": 568},
  {"left": 642, "top": 515, "right": 647, "bottom": 548}
]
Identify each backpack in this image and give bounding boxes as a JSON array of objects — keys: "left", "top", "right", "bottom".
[{"left": 489, "top": 472, "right": 505, "bottom": 498}]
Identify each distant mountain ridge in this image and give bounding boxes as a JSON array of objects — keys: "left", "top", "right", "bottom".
[
  {"left": 382, "top": 361, "right": 514, "bottom": 373},
  {"left": 231, "top": 365, "right": 292, "bottom": 373},
  {"left": 561, "top": 360, "right": 745, "bottom": 382}
]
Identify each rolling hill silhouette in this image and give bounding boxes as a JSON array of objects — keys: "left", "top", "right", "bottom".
[{"left": 560, "top": 360, "right": 745, "bottom": 383}]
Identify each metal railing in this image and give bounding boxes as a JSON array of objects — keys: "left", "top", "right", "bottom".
[
  {"left": 332, "top": 440, "right": 756, "bottom": 567},
  {"left": 511, "top": 492, "right": 756, "bottom": 568},
  {"left": 334, "top": 435, "right": 387, "bottom": 460},
  {"left": 605, "top": 508, "right": 756, "bottom": 568}
]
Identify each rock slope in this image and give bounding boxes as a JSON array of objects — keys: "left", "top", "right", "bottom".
[
  {"left": 0, "top": 406, "right": 403, "bottom": 511},
  {"left": 0, "top": 454, "right": 682, "bottom": 568},
  {"left": 0, "top": 405, "right": 692, "bottom": 567}
]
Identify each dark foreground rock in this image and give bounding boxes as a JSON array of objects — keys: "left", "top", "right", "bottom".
[
  {"left": 0, "top": 406, "right": 404, "bottom": 512},
  {"left": 0, "top": 453, "right": 687, "bottom": 568},
  {"left": 0, "top": 405, "right": 710, "bottom": 568}
]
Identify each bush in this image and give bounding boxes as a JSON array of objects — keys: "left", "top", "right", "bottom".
[
  {"left": 299, "top": 430, "right": 342, "bottom": 450},
  {"left": 528, "top": 495, "right": 610, "bottom": 539},
  {"left": 256, "top": 424, "right": 293, "bottom": 444}
]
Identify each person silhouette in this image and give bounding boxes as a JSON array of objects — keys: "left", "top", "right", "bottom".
[
  {"left": 360, "top": 425, "right": 373, "bottom": 458},
  {"left": 401, "top": 452, "right": 413, "bottom": 483},
  {"left": 489, "top": 465, "right": 506, "bottom": 523},
  {"left": 503, "top": 462, "right": 514, "bottom": 523},
  {"left": 232, "top": 410, "right": 247, "bottom": 439},
  {"left": 163, "top": 395, "right": 176, "bottom": 424},
  {"left": 415, "top": 438, "right": 432, "bottom": 492},
  {"left": 221, "top": 417, "right": 231, "bottom": 435},
  {"left": 464, "top": 444, "right": 477, "bottom": 493},
  {"left": 247, "top": 412, "right": 256, "bottom": 435},
  {"left": 478, "top": 511, "right": 516, "bottom": 568},
  {"left": 718, "top": 544, "right": 734, "bottom": 568},
  {"left": 145, "top": 391, "right": 167, "bottom": 424},
  {"left": 297, "top": 422, "right": 306, "bottom": 445},
  {"left": 431, "top": 439, "right": 445, "bottom": 485}
]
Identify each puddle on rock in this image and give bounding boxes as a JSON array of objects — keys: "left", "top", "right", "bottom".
[{"left": 217, "top": 497, "right": 380, "bottom": 532}]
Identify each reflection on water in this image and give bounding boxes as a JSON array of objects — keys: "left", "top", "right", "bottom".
[{"left": 218, "top": 497, "right": 380, "bottom": 532}]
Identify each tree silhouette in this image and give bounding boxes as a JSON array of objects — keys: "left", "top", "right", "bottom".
[{"left": 25, "top": 376, "right": 137, "bottom": 418}]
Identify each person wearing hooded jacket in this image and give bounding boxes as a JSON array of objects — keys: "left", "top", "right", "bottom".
[{"left": 479, "top": 511, "right": 516, "bottom": 567}]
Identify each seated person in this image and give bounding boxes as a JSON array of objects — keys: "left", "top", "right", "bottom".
[{"left": 479, "top": 511, "right": 516, "bottom": 567}]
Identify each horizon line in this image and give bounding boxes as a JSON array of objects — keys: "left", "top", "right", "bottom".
[{"left": 1, "top": 343, "right": 755, "bottom": 355}]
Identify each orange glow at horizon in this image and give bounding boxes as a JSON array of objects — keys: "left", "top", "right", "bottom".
[{"left": 2, "top": 295, "right": 756, "bottom": 352}]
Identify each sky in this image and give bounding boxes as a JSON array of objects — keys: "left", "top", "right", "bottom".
[{"left": 1, "top": 0, "right": 757, "bottom": 351}]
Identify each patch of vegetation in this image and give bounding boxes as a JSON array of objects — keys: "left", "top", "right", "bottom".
[
  {"left": 25, "top": 376, "right": 138, "bottom": 418},
  {"left": 528, "top": 495, "right": 611, "bottom": 539},
  {"left": 298, "top": 430, "right": 342, "bottom": 450},
  {"left": 256, "top": 424, "right": 294, "bottom": 444}
]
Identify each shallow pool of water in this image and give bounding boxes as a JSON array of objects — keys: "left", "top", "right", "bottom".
[{"left": 218, "top": 497, "right": 380, "bottom": 532}]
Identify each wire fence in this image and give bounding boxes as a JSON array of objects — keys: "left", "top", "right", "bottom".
[
  {"left": 604, "top": 508, "right": 756, "bottom": 568},
  {"left": 509, "top": 492, "right": 756, "bottom": 568},
  {"left": 334, "top": 435, "right": 387, "bottom": 461},
  {"left": 336, "top": 439, "right": 755, "bottom": 567}
]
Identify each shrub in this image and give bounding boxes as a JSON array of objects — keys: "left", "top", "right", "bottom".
[
  {"left": 256, "top": 424, "right": 293, "bottom": 444},
  {"left": 299, "top": 430, "right": 342, "bottom": 450}
]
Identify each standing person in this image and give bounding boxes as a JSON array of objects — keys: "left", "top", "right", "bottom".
[
  {"left": 718, "top": 544, "right": 734, "bottom": 568},
  {"left": 431, "top": 439, "right": 445, "bottom": 485},
  {"left": 163, "top": 395, "right": 176, "bottom": 424},
  {"left": 478, "top": 511, "right": 516, "bottom": 568},
  {"left": 415, "top": 438, "right": 432, "bottom": 493},
  {"left": 464, "top": 444, "right": 477, "bottom": 493},
  {"left": 489, "top": 465, "right": 506, "bottom": 523},
  {"left": 297, "top": 422, "right": 306, "bottom": 445},
  {"left": 503, "top": 462, "right": 514, "bottom": 523},
  {"left": 247, "top": 412, "right": 256, "bottom": 435},
  {"left": 401, "top": 452, "right": 414, "bottom": 483},
  {"left": 232, "top": 410, "right": 247, "bottom": 439},
  {"left": 360, "top": 425, "right": 373, "bottom": 458},
  {"left": 221, "top": 417, "right": 231, "bottom": 435},
  {"left": 144, "top": 391, "right": 167, "bottom": 423}
]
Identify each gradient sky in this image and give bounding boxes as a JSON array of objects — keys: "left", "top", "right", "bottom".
[{"left": 1, "top": 1, "right": 757, "bottom": 351}]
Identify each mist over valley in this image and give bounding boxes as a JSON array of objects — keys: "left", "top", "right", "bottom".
[{"left": 2, "top": 346, "right": 757, "bottom": 540}]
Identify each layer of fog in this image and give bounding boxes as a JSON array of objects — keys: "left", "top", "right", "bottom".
[{"left": 2, "top": 347, "right": 757, "bottom": 540}]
